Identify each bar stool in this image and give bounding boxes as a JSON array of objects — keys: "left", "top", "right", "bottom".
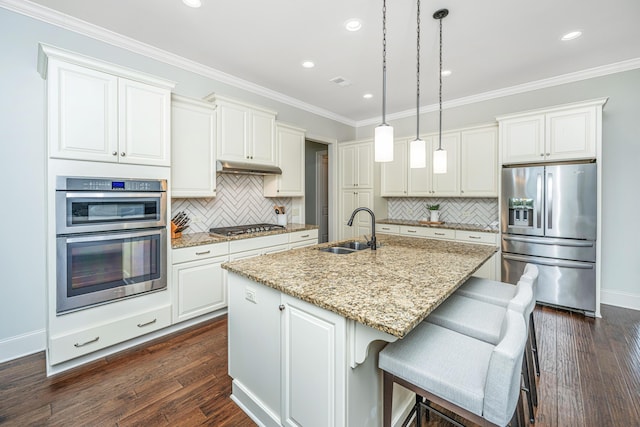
[
  {"left": 379, "top": 309, "right": 527, "bottom": 427},
  {"left": 426, "top": 279, "right": 537, "bottom": 423},
  {"left": 456, "top": 264, "right": 540, "bottom": 377}
]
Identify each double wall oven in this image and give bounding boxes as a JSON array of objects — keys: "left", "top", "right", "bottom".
[{"left": 55, "top": 176, "right": 167, "bottom": 314}]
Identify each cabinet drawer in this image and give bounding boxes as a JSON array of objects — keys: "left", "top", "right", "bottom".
[
  {"left": 376, "top": 224, "right": 400, "bottom": 235},
  {"left": 455, "top": 230, "right": 497, "bottom": 245},
  {"left": 49, "top": 305, "right": 171, "bottom": 365},
  {"left": 289, "top": 229, "right": 319, "bottom": 244},
  {"left": 423, "top": 228, "right": 455, "bottom": 240},
  {"left": 399, "top": 225, "right": 430, "bottom": 238},
  {"left": 229, "top": 234, "right": 290, "bottom": 254},
  {"left": 172, "top": 242, "right": 228, "bottom": 264}
]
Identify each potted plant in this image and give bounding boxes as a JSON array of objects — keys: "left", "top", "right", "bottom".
[{"left": 427, "top": 204, "right": 440, "bottom": 222}]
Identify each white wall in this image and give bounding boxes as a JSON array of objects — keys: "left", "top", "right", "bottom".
[
  {"left": 0, "top": 6, "right": 353, "bottom": 361},
  {"left": 358, "top": 69, "right": 640, "bottom": 308}
]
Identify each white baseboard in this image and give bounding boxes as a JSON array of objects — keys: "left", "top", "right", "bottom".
[
  {"left": 601, "top": 290, "right": 640, "bottom": 311},
  {"left": 0, "top": 329, "right": 46, "bottom": 363},
  {"left": 231, "top": 380, "right": 280, "bottom": 427}
]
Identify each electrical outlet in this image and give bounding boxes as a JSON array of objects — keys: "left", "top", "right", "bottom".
[
  {"left": 191, "top": 215, "right": 201, "bottom": 224},
  {"left": 245, "top": 288, "right": 257, "bottom": 304},
  {"left": 292, "top": 208, "right": 300, "bottom": 216}
]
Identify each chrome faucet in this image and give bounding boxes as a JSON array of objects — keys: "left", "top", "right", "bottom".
[{"left": 347, "top": 207, "right": 377, "bottom": 250}]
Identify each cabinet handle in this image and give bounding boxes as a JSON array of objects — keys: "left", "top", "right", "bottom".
[
  {"left": 111, "top": 151, "right": 117, "bottom": 156},
  {"left": 300, "top": 234, "right": 309, "bottom": 238},
  {"left": 137, "top": 318, "right": 157, "bottom": 328},
  {"left": 407, "top": 230, "right": 417, "bottom": 233},
  {"left": 468, "top": 236, "right": 481, "bottom": 239},
  {"left": 195, "top": 250, "right": 211, "bottom": 255},
  {"left": 74, "top": 336, "right": 99, "bottom": 348},
  {"left": 382, "top": 227, "right": 391, "bottom": 231},
  {"left": 120, "top": 152, "right": 126, "bottom": 157},
  {"left": 435, "top": 232, "right": 445, "bottom": 236},
  {"left": 279, "top": 304, "right": 285, "bottom": 311}
]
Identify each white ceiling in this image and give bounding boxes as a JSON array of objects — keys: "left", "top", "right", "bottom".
[{"left": 23, "top": 0, "right": 640, "bottom": 124}]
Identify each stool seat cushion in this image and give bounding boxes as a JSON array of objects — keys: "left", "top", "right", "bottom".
[
  {"left": 379, "top": 321, "right": 494, "bottom": 417},
  {"left": 426, "top": 295, "right": 506, "bottom": 345},
  {"left": 456, "top": 277, "right": 516, "bottom": 307}
]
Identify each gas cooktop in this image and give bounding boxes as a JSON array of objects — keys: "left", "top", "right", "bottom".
[{"left": 209, "top": 223, "right": 285, "bottom": 236}]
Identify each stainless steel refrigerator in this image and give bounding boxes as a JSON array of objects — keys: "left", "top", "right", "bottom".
[{"left": 501, "top": 162, "right": 597, "bottom": 316}]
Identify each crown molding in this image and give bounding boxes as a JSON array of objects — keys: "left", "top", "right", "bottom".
[
  {"left": 3, "top": 0, "right": 639, "bottom": 130},
  {"left": 0, "top": 0, "right": 356, "bottom": 127},
  {"left": 356, "top": 57, "right": 640, "bottom": 127}
]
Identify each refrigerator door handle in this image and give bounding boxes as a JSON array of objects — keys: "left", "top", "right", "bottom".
[
  {"left": 547, "top": 172, "right": 553, "bottom": 230},
  {"left": 502, "top": 235, "right": 595, "bottom": 248},
  {"left": 536, "top": 173, "right": 543, "bottom": 229},
  {"left": 503, "top": 253, "right": 594, "bottom": 269}
]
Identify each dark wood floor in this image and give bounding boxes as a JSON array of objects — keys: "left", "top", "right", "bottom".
[{"left": 1, "top": 304, "right": 638, "bottom": 426}]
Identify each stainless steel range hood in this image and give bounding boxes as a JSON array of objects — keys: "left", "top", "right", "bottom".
[{"left": 216, "top": 160, "right": 282, "bottom": 175}]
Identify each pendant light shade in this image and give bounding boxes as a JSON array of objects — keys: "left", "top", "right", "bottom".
[
  {"left": 375, "top": 125, "right": 394, "bottom": 162},
  {"left": 409, "top": 0, "right": 426, "bottom": 169},
  {"left": 374, "top": 0, "right": 393, "bottom": 162},
  {"left": 433, "top": 8, "right": 448, "bottom": 174},
  {"left": 433, "top": 148, "right": 447, "bottom": 174},
  {"left": 410, "top": 138, "right": 426, "bottom": 168}
]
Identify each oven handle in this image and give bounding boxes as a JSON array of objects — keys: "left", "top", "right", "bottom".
[
  {"left": 63, "top": 191, "right": 165, "bottom": 199},
  {"left": 62, "top": 227, "right": 165, "bottom": 243},
  {"left": 503, "top": 253, "right": 594, "bottom": 269}
]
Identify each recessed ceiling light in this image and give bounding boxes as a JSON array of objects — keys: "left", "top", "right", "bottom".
[
  {"left": 182, "top": 0, "right": 201, "bottom": 8},
  {"left": 345, "top": 19, "right": 362, "bottom": 32},
  {"left": 363, "top": 93, "right": 373, "bottom": 99},
  {"left": 302, "top": 61, "right": 315, "bottom": 69},
  {"left": 441, "top": 70, "right": 452, "bottom": 77},
  {"left": 561, "top": 31, "right": 582, "bottom": 41}
]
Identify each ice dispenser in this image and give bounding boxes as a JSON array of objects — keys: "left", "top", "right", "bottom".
[{"left": 508, "top": 198, "right": 534, "bottom": 228}]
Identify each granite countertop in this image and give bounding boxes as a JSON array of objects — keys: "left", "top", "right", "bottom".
[
  {"left": 222, "top": 234, "right": 497, "bottom": 338},
  {"left": 171, "top": 223, "right": 319, "bottom": 249},
  {"left": 377, "top": 218, "right": 499, "bottom": 233}
]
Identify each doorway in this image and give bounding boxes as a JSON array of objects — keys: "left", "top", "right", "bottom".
[{"left": 305, "top": 140, "right": 330, "bottom": 243}]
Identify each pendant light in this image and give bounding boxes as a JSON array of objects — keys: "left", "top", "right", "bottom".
[
  {"left": 374, "top": 0, "right": 394, "bottom": 162},
  {"left": 409, "top": 0, "right": 426, "bottom": 169},
  {"left": 433, "top": 8, "right": 448, "bottom": 174}
]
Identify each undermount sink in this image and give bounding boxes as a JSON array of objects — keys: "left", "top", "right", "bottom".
[
  {"left": 319, "top": 241, "right": 372, "bottom": 254},
  {"left": 320, "top": 247, "right": 357, "bottom": 255},
  {"left": 335, "top": 241, "right": 370, "bottom": 251}
]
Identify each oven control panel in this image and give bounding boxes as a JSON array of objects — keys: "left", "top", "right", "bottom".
[{"left": 57, "top": 176, "right": 167, "bottom": 192}]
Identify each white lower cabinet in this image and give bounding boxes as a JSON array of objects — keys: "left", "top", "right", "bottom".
[
  {"left": 281, "top": 294, "right": 346, "bottom": 427},
  {"left": 171, "top": 242, "right": 229, "bottom": 323},
  {"left": 48, "top": 305, "right": 171, "bottom": 365},
  {"left": 288, "top": 229, "right": 319, "bottom": 249},
  {"left": 228, "top": 274, "right": 346, "bottom": 427},
  {"left": 340, "top": 189, "right": 373, "bottom": 239}
]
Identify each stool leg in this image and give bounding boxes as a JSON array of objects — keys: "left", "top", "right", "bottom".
[
  {"left": 526, "top": 334, "right": 538, "bottom": 407},
  {"left": 530, "top": 312, "right": 540, "bottom": 376},
  {"left": 522, "top": 356, "right": 535, "bottom": 423},
  {"left": 383, "top": 371, "right": 393, "bottom": 427}
]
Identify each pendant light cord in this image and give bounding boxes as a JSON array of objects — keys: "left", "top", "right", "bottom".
[
  {"left": 382, "top": 0, "right": 388, "bottom": 125},
  {"left": 438, "top": 12, "right": 443, "bottom": 150},
  {"left": 416, "top": 0, "right": 421, "bottom": 139}
]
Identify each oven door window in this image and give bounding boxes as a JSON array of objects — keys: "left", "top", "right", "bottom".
[
  {"left": 66, "top": 232, "right": 161, "bottom": 297},
  {"left": 69, "top": 197, "right": 161, "bottom": 226}
]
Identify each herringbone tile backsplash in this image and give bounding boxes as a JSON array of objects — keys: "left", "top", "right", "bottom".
[
  {"left": 172, "top": 174, "right": 292, "bottom": 233},
  {"left": 387, "top": 197, "right": 498, "bottom": 226}
]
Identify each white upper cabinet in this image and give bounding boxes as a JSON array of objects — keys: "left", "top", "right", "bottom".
[
  {"left": 460, "top": 125, "right": 498, "bottom": 197},
  {"left": 498, "top": 98, "right": 607, "bottom": 164},
  {"left": 340, "top": 141, "right": 373, "bottom": 189},
  {"left": 215, "top": 95, "right": 276, "bottom": 165},
  {"left": 39, "top": 45, "right": 174, "bottom": 166},
  {"left": 380, "top": 140, "right": 408, "bottom": 196},
  {"left": 431, "top": 132, "right": 460, "bottom": 196},
  {"left": 171, "top": 95, "right": 216, "bottom": 198},
  {"left": 264, "top": 123, "right": 305, "bottom": 197}
]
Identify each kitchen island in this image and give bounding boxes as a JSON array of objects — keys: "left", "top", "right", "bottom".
[{"left": 223, "top": 234, "right": 497, "bottom": 427}]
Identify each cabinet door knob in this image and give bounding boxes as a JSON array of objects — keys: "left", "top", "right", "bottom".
[
  {"left": 246, "top": 156, "right": 250, "bottom": 159},
  {"left": 250, "top": 156, "right": 254, "bottom": 159},
  {"left": 112, "top": 151, "right": 117, "bottom": 156},
  {"left": 120, "top": 152, "right": 126, "bottom": 157},
  {"left": 461, "top": 190, "right": 464, "bottom": 193},
  {"left": 540, "top": 153, "right": 544, "bottom": 157},
  {"left": 546, "top": 152, "right": 550, "bottom": 156},
  {"left": 279, "top": 304, "right": 285, "bottom": 311}
]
